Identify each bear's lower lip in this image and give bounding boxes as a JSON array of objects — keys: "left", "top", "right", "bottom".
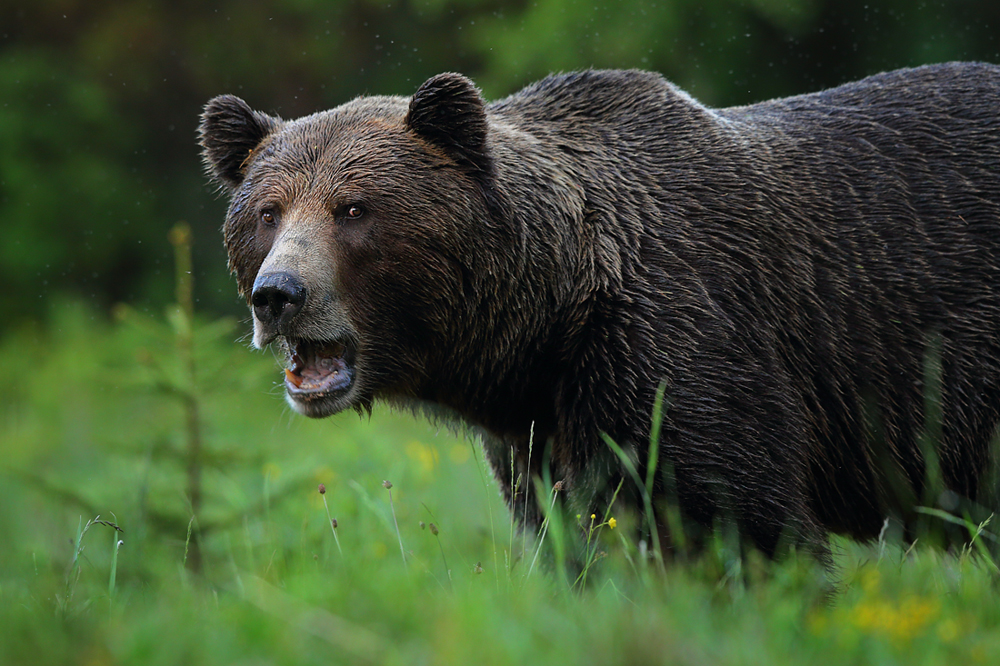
[{"left": 283, "top": 338, "right": 354, "bottom": 400}]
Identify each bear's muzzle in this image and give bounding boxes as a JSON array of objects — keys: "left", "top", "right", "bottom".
[{"left": 251, "top": 271, "right": 306, "bottom": 343}]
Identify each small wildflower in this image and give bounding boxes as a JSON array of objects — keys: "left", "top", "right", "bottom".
[
  {"left": 590, "top": 513, "right": 596, "bottom": 520},
  {"left": 382, "top": 480, "right": 393, "bottom": 489},
  {"left": 608, "top": 517, "right": 617, "bottom": 529},
  {"left": 318, "top": 483, "right": 326, "bottom": 495}
]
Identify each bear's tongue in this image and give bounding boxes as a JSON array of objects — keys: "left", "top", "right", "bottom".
[{"left": 284, "top": 340, "right": 350, "bottom": 393}]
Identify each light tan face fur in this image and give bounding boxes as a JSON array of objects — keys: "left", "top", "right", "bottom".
[{"left": 250, "top": 205, "right": 354, "bottom": 352}]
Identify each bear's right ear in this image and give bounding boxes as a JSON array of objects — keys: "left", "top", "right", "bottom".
[
  {"left": 406, "top": 73, "right": 490, "bottom": 173},
  {"left": 199, "top": 95, "right": 282, "bottom": 189}
]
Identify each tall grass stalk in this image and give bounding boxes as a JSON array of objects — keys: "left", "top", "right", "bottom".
[
  {"left": 64, "top": 515, "right": 124, "bottom": 607},
  {"left": 183, "top": 515, "right": 196, "bottom": 569},
  {"left": 508, "top": 455, "right": 519, "bottom": 581},
  {"left": 522, "top": 421, "right": 534, "bottom": 567},
  {"left": 429, "top": 522, "right": 452, "bottom": 586},
  {"left": 109, "top": 536, "right": 123, "bottom": 598},
  {"left": 601, "top": 382, "right": 671, "bottom": 569},
  {"left": 384, "top": 481, "right": 407, "bottom": 568},
  {"left": 318, "top": 484, "right": 343, "bottom": 556},
  {"left": 526, "top": 481, "right": 563, "bottom": 579},
  {"left": 468, "top": 436, "right": 501, "bottom": 589},
  {"left": 602, "top": 434, "right": 665, "bottom": 570},
  {"left": 916, "top": 508, "right": 1000, "bottom": 573}
]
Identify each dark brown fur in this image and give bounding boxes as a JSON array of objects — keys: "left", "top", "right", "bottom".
[{"left": 200, "top": 63, "right": 1000, "bottom": 558}]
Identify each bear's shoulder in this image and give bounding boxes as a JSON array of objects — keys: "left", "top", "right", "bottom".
[{"left": 488, "top": 69, "right": 707, "bottom": 125}]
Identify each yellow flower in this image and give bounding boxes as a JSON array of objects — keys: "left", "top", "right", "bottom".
[
  {"left": 405, "top": 440, "right": 439, "bottom": 474},
  {"left": 850, "top": 595, "right": 940, "bottom": 646},
  {"left": 608, "top": 517, "right": 617, "bottom": 529}
]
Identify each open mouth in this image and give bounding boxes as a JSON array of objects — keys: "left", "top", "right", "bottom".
[{"left": 282, "top": 338, "right": 355, "bottom": 400}]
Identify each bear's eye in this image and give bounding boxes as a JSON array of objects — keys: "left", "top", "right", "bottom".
[
  {"left": 345, "top": 205, "right": 365, "bottom": 220},
  {"left": 260, "top": 209, "right": 277, "bottom": 227}
]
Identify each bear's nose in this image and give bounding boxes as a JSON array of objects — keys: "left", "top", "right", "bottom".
[{"left": 251, "top": 272, "right": 306, "bottom": 329}]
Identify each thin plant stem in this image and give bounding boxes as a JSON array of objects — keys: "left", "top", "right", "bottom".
[
  {"left": 522, "top": 421, "right": 534, "bottom": 567},
  {"left": 527, "top": 482, "right": 562, "bottom": 578},
  {"left": 109, "top": 536, "right": 123, "bottom": 597},
  {"left": 573, "top": 479, "right": 625, "bottom": 590},
  {"left": 318, "top": 484, "right": 343, "bottom": 556},
  {"left": 322, "top": 496, "right": 343, "bottom": 556},
  {"left": 183, "top": 515, "right": 195, "bottom": 568},
  {"left": 508, "top": 455, "right": 518, "bottom": 582},
  {"left": 429, "top": 523, "right": 452, "bottom": 587},
  {"left": 603, "top": 434, "right": 665, "bottom": 571},
  {"left": 384, "top": 481, "right": 407, "bottom": 568},
  {"left": 468, "top": 436, "right": 500, "bottom": 590}
]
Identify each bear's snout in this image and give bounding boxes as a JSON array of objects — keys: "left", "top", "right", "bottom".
[{"left": 251, "top": 271, "right": 306, "bottom": 333}]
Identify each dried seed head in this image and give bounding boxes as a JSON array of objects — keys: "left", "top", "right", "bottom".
[
  {"left": 553, "top": 480, "right": 565, "bottom": 492},
  {"left": 429, "top": 522, "right": 439, "bottom": 536},
  {"left": 318, "top": 483, "right": 326, "bottom": 495},
  {"left": 382, "top": 480, "right": 393, "bottom": 490}
]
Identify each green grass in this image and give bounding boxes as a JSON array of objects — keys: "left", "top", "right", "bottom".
[{"left": 2, "top": 298, "right": 1000, "bottom": 665}]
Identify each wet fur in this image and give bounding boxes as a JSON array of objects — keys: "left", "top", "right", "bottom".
[{"left": 201, "top": 63, "right": 1000, "bottom": 558}]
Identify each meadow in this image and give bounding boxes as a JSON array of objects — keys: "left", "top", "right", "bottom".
[{"left": 2, "top": 234, "right": 999, "bottom": 666}]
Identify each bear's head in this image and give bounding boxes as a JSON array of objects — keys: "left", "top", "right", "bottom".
[{"left": 199, "top": 74, "right": 512, "bottom": 418}]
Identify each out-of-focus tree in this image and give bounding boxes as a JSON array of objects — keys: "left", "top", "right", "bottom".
[{"left": 1, "top": 0, "right": 997, "bottom": 329}]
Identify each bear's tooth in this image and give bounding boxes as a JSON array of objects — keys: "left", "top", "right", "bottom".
[{"left": 285, "top": 368, "right": 303, "bottom": 388}]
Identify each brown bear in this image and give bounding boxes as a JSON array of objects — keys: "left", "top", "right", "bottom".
[{"left": 200, "top": 63, "right": 1000, "bottom": 559}]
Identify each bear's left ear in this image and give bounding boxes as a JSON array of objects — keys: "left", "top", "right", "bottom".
[
  {"left": 406, "top": 73, "right": 490, "bottom": 173},
  {"left": 199, "top": 95, "right": 282, "bottom": 189}
]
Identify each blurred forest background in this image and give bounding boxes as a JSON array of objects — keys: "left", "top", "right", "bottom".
[
  {"left": 2, "top": 0, "right": 999, "bottom": 329},
  {"left": 3, "top": 3, "right": 1000, "bottom": 662}
]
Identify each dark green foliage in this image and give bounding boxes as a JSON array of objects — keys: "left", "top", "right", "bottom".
[{"left": 2, "top": 0, "right": 999, "bottom": 328}]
